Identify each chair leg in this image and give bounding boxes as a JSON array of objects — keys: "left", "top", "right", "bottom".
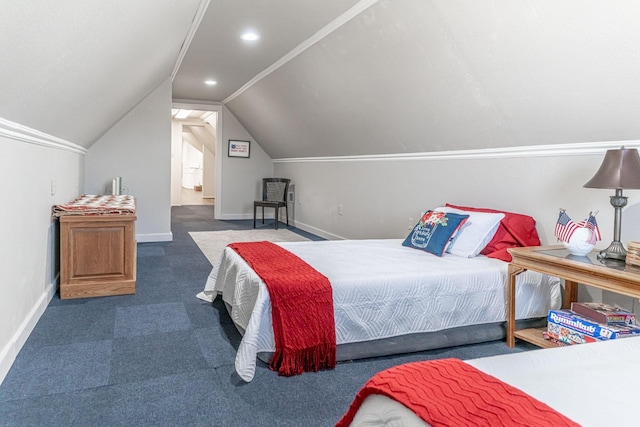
[
  {"left": 274, "top": 207, "right": 279, "bottom": 230},
  {"left": 261, "top": 207, "right": 265, "bottom": 224},
  {"left": 285, "top": 204, "right": 289, "bottom": 226},
  {"left": 253, "top": 204, "right": 257, "bottom": 228}
]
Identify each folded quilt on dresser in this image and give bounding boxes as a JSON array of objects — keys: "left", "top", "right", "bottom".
[
  {"left": 336, "top": 358, "right": 579, "bottom": 427},
  {"left": 51, "top": 194, "right": 136, "bottom": 217},
  {"left": 228, "top": 241, "right": 336, "bottom": 376}
]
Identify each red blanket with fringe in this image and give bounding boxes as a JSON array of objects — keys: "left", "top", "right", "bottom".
[
  {"left": 228, "top": 241, "right": 336, "bottom": 376},
  {"left": 336, "top": 358, "right": 579, "bottom": 427}
]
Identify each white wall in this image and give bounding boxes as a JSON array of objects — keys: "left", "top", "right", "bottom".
[
  {"left": 181, "top": 142, "right": 203, "bottom": 188},
  {"left": 275, "top": 143, "right": 640, "bottom": 311},
  {"left": 0, "top": 128, "right": 84, "bottom": 385},
  {"left": 203, "top": 145, "right": 215, "bottom": 199},
  {"left": 170, "top": 120, "right": 183, "bottom": 206},
  {"left": 85, "top": 78, "right": 173, "bottom": 242},
  {"left": 275, "top": 145, "right": 640, "bottom": 242},
  {"left": 217, "top": 106, "right": 274, "bottom": 219}
]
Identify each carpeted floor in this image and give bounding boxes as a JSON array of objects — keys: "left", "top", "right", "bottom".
[{"left": 0, "top": 205, "right": 535, "bottom": 426}]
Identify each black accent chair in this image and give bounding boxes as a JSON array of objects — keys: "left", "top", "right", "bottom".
[{"left": 253, "top": 178, "right": 290, "bottom": 229}]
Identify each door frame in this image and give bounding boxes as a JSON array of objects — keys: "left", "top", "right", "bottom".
[{"left": 171, "top": 102, "right": 223, "bottom": 218}]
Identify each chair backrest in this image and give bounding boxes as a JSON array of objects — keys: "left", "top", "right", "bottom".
[{"left": 262, "top": 178, "right": 290, "bottom": 203}]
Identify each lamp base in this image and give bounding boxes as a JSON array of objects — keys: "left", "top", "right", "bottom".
[{"left": 597, "top": 240, "right": 627, "bottom": 261}]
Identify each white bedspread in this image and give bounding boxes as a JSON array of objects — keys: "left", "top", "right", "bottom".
[
  {"left": 349, "top": 336, "right": 640, "bottom": 426},
  {"left": 201, "top": 239, "right": 561, "bottom": 382}
]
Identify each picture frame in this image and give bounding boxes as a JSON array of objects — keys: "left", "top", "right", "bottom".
[{"left": 228, "top": 140, "right": 250, "bottom": 158}]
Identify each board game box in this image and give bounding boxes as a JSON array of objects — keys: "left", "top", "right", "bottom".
[
  {"left": 570, "top": 302, "right": 636, "bottom": 325},
  {"left": 546, "top": 322, "right": 601, "bottom": 345},
  {"left": 548, "top": 309, "right": 640, "bottom": 341}
]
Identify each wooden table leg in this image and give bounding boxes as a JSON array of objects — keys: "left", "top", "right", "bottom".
[
  {"left": 563, "top": 279, "right": 578, "bottom": 309},
  {"left": 506, "top": 264, "right": 525, "bottom": 348}
]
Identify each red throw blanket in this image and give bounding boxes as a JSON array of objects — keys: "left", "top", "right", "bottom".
[
  {"left": 336, "top": 358, "right": 579, "bottom": 427},
  {"left": 228, "top": 241, "right": 336, "bottom": 376}
]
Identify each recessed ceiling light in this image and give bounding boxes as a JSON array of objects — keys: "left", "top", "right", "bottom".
[
  {"left": 241, "top": 31, "right": 260, "bottom": 41},
  {"left": 204, "top": 80, "right": 217, "bottom": 86}
]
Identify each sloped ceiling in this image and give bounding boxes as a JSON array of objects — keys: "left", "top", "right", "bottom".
[
  {"left": 225, "top": 0, "right": 640, "bottom": 159},
  {"left": 4, "top": 1, "right": 640, "bottom": 158},
  {"left": 172, "top": 0, "right": 363, "bottom": 102},
  {"left": 185, "top": 124, "right": 216, "bottom": 155},
  {"left": 0, "top": 0, "right": 202, "bottom": 148}
]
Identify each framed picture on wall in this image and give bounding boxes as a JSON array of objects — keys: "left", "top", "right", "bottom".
[{"left": 228, "top": 140, "right": 250, "bottom": 158}]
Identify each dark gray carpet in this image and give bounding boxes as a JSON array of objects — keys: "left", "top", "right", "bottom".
[{"left": 0, "top": 205, "right": 535, "bottom": 426}]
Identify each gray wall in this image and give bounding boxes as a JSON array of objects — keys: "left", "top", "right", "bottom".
[
  {"left": 275, "top": 149, "right": 629, "bottom": 241},
  {"left": 0, "top": 130, "right": 84, "bottom": 383},
  {"left": 275, "top": 143, "right": 640, "bottom": 311},
  {"left": 217, "top": 106, "right": 275, "bottom": 219},
  {"left": 85, "top": 78, "right": 173, "bottom": 242}
]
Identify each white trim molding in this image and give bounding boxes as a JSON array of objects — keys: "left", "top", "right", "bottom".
[
  {"left": 290, "top": 220, "right": 346, "bottom": 241},
  {"left": 274, "top": 141, "right": 640, "bottom": 164},
  {"left": 0, "top": 117, "right": 87, "bottom": 155},
  {"left": 215, "top": 213, "right": 255, "bottom": 221},
  {"left": 223, "top": 0, "right": 379, "bottom": 104},
  {"left": 136, "top": 232, "right": 173, "bottom": 243},
  {"left": 0, "top": 279, "right": 56, "bottom": 386}
]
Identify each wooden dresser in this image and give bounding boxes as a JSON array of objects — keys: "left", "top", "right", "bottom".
[{"left": 54, "top": 195, "right": 137, "bottom": 299}]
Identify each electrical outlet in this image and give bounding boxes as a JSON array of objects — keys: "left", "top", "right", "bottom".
[
  {"left": 50, "top": 179, "right": 56, "bottom": 195},
  {"left": 407, "top": 217, "right": 414, "bottom": 230},
  {"left": 338, "top": 204, "right": 344, "bottom": 216}
]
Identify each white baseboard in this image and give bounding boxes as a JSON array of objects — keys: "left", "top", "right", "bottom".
[
  {"left": 216, "top": 213, "right": 259, "bottom": 220},
  {"left": 136, "top": 232, "right": 173, "bottom": 243},
  {"left": 217, "top": 213, "right": 289, "bottom": 221},
  {"left": 290, "top": 221, "right": 346, "bottom": 241},
  {"left": 214, "top": 215, "right": 341, "bottom": 240},
  {"left": 0, "top": 278, "right": 56, "bottom": 386}
]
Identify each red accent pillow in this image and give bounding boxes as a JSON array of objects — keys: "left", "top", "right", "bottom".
[{"left": 445, "top": 204, "right": 541, "bottom": 262}]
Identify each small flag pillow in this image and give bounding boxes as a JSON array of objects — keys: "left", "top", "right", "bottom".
[{"left": 403, "top": 210, "right": 469, "bottom": 256}]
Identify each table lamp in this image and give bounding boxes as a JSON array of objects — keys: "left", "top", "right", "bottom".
[{"left": 583, "top": 147, "right": 640, "bottom": 260}]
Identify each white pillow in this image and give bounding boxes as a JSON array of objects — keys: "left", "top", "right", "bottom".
[{"left": 435, "top": 206, "right": 505, "bottom": 257}]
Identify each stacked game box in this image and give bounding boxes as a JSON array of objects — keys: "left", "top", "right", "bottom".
[
  {"left": 546, "top": 308, "right": 640, "bottom": 346},
  {"left": 545, "top": 320, "right": 600, "bottom": 346},
  {"left": 570, "top": 302, "right": 636, "bottom": 325}
]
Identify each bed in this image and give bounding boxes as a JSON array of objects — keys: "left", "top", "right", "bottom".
[
  {"left": 199, "top": 205, "right": 561, "bottom": 381},
  {"left": 338, "top": 335, "right": 640, "bottom": 426}
]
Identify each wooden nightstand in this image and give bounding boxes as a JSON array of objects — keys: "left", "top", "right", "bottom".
[{"left": 507, "top": 245, "right": 640, "bottom": 348}]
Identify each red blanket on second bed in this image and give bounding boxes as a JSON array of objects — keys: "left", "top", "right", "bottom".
[
  {"left": 336, "top": 358, "right": 579, "bottom": 427},
  {"left": 228, "top": 241, "right": 336, "bottom": 376}
]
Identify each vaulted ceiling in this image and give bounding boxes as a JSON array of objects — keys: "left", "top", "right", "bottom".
[
  {"left": 0, "top": 0, "right": 203, "bottom": 147},
  {"left": 213, "top": 0, "right": 640, "bottom": 158},
  {"left": 3, "top": 1, "right": 640, "bottom": 157},
  {"left": 172, "top": 0, "right": 363, "bottom": 102}
]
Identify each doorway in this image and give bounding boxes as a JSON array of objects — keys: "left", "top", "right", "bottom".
[{"left": 170, "top": 106, "right": 220, "bottom": 207}]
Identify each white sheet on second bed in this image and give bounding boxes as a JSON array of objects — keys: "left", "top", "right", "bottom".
[
  {"left": 349, "top": 336, "right": 640, "bottom": 426},
  {"left": 202, "top": 239, "right": 561, "bottom": 381},
  {"left": 467, "top": 336, "right": 640, "bottom": 426}
]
